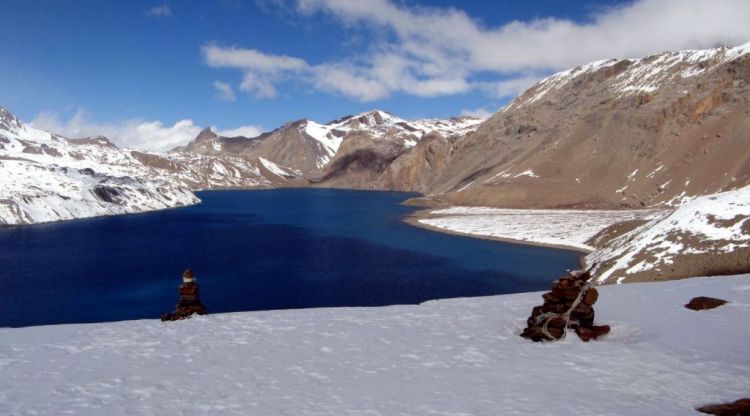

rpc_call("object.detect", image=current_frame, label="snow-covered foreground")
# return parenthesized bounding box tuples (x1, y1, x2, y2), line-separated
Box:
(2, 275, 749, 415)
(419, 207, 664, 251)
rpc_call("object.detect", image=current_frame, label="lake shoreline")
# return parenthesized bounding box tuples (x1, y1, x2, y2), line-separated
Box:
(403, 210, 589, 270)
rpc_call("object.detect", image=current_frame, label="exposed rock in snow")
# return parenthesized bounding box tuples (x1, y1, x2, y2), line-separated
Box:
(586, 185, 750, 284)
(1, 274, 748, 415)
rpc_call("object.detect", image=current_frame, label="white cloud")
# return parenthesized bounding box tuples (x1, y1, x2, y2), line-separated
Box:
(460, 107, 494, 120)
(213, 81, 237, 102)
(30, 109, 264, 152)
(205, 0, 750, 102)
(214, 125, 264, 138)
(145, 3, 172, 18)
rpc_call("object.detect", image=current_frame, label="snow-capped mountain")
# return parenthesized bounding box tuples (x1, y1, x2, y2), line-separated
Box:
(0, 107, 192, 225)
(174, 110, 483, 176)
(586, 184, 750, 284)
(415, 42, 750, 209)
(0, 107, 299, 225)
(0, 105, 480, 225)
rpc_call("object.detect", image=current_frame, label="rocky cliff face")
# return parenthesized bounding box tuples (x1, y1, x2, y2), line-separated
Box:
(417, 43, 750, 209)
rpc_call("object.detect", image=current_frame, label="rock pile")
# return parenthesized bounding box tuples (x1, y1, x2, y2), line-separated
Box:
(161, 269, 208, 321)
(520, 269, 610, 342)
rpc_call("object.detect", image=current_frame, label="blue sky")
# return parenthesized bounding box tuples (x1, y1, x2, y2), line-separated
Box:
(1, 0, 749, 150)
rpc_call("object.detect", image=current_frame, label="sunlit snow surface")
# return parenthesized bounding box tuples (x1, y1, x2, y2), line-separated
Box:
(587, 185, 750, 284)
(419, 207, 664, 251)
(1, 275, 749, 415)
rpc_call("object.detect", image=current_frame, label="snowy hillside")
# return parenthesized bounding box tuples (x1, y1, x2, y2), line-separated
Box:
(301, 110, 483, 168)
(508, 41, 750, 111)
(0, 107, 200, 225)
(0, 106, 285, 225)
(587, 185, 750, 284)
(1, 274, 748, 415)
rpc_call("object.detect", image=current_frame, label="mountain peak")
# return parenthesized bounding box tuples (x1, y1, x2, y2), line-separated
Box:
(195, 127, 218, 142)
(0, 106, 23, 133)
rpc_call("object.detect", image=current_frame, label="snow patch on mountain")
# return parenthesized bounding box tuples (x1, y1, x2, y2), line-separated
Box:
(587, 185, 750, 284)
(510, 42, 750, 110)
(0, 107, 203, 225)
(300, 110, 484, 168)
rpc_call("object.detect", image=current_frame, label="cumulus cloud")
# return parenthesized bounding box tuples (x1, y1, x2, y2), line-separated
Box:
(460, 107, 494, 120)
(206, 0, 750, 102)
(213, 81, 237, 102)
(145, 3, 172, 18)
(30, 109, 264, 152)
(214, 125, 264, 138)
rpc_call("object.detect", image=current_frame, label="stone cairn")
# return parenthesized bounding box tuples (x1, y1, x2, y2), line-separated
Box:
(520, 268, 610, 342)
(161, 269, 208, 321)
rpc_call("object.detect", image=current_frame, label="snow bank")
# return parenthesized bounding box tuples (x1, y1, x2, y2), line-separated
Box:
(419, 207, 663, 251)
(1, 275, 748, 415)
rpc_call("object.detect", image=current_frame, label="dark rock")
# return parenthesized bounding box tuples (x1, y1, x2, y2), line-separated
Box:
(92, 186, 122, 203)
(161, 269, 208, 321)
(696, 398, 750, 415)
(685, 296, 728, 311)
(583, 287, 599, 306)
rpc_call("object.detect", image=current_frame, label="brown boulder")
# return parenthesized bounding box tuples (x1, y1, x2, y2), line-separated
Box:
(685, 296, 728, 311)
(696, 398, 750, 415)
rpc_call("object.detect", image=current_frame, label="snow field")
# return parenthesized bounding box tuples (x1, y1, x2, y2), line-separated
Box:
(1, 275, 749, 415)
(419, 207, 664, 252)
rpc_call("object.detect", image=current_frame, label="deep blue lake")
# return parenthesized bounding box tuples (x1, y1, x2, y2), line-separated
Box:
(0, 189, 581, 327)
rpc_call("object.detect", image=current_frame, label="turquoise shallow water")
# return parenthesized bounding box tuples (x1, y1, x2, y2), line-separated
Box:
(0, 189, 581, 327)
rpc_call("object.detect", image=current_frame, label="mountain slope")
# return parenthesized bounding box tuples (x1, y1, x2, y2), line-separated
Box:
(0, 107, 295, 225)
(0, 107, 200, 225)
(586, 185, 750, 284)
(420, 42, 750, 209)
(175, 110, 483, 181)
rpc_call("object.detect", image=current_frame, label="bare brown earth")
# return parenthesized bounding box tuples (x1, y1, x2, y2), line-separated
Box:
(411, 52, 750, 209)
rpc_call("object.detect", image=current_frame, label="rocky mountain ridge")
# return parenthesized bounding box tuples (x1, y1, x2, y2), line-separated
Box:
(173, 110, 482, 177)
(408, 42, 750, 209)
(0, 106, 481, 225)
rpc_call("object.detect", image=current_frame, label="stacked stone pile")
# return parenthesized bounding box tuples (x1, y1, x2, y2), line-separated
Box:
(520, 269, 610, 342)
(161, 269, 208, 321)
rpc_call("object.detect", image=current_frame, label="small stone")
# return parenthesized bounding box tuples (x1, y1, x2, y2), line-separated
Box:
(685, 296, 728, 311)
(575, 325, 610, 342)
